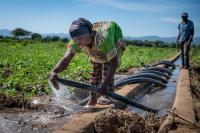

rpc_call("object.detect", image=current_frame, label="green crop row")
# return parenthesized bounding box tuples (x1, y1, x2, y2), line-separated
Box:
(191, 46, 200, 65)
(0, 42, 177, 96)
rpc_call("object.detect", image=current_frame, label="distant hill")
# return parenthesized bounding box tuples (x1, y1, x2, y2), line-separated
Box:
(0, 29, 70, 38)
(0, 29, 199, 44)
(0, 29, 11, 36)
(41, 33, 70, 38)
(124, 35, 200, 44)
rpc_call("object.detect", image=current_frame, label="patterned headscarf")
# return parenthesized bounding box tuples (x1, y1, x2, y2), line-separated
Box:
(69, 18, 93, 38)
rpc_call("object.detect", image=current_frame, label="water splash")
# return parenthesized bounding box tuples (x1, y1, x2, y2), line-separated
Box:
(48, 80, 75, 111)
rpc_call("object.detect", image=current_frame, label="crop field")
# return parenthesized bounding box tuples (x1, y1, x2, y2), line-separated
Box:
(0, 41, 177, 96)
(191, 46, 200, 65)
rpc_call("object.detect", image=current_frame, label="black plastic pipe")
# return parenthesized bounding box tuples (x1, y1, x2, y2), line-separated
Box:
(114, 77, 166, 88)
(57, 78, 158, 113)
(79, 74, 167, 106)
(138, 70, 170, 79)
(145, 67, 172, 75)
(151, 61, 175, 69)
(120, 73, 168, 84)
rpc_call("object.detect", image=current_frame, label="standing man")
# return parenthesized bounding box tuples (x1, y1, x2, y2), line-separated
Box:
(177, 12, 194, 69)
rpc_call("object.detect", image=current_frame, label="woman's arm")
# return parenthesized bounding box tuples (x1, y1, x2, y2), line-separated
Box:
(49, 48, 75, 89)
(52, 50, 75, 73)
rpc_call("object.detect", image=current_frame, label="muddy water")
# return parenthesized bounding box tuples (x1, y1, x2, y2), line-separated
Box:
(128, 58, 181, 117)
(0, 82, 84, 133)
(0, 75, 130, 133)
(0, 107, 71, 133)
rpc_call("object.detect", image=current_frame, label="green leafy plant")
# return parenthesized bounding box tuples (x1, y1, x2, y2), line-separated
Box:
(0, 41, 177, 97)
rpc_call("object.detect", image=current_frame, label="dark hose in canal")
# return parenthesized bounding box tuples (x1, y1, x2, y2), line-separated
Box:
(114, 77, 166, 88)
(57, 78, 158, 113)
(145, 67, 172, 75)
(120, 73, 168, 83)
(138, 70, 170, 79)
(150, 61, 176, 69)
(79, 75, 167, 106)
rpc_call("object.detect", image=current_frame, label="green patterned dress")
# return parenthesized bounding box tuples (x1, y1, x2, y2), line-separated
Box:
(67, 21, 124, 64)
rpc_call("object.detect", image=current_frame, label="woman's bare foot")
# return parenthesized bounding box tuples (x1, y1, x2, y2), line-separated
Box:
(83, 96, 97, 110)
(85, 95, 97, 106)
(97, 96, 111, 105)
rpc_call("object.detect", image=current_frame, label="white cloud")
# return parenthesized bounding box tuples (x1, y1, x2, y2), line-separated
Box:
(161, 18, 179, 24)
(79, 0, 170, 12)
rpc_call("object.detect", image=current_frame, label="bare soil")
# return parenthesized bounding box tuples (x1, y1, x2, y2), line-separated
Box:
(0, 93, 29, 108)
(94, 108, 162, 133)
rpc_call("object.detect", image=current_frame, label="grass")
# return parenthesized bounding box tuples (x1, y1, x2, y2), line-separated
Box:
(0, 41, 177, 96)
(119, 45, 177, 71)
(191, 46, 200, 65)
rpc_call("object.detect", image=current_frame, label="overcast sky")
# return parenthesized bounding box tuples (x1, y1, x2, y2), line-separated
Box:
(0, 0, 200, 37)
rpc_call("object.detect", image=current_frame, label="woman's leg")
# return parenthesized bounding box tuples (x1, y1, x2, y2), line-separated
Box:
(86, 61, 102, 105)
(97, 61, 114, 105)
(102, 62, 114, 91)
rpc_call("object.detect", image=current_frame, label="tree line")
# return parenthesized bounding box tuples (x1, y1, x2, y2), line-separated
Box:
(0, 28, 69, 43)
(0, 28, 199, 48)
(123, 39, 177, 48)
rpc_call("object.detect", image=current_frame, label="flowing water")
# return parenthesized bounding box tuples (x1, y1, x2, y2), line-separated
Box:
(49, 81, 79, 111)
(0, 82, 84, 133)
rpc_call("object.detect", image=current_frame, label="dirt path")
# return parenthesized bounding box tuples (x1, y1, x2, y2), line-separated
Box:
(94, 108, 162, 133)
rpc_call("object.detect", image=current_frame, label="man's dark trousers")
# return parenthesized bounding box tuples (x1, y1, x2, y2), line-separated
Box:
(181, 39, 190, 68)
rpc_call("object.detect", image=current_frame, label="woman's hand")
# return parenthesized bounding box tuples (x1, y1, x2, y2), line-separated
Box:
(48, 71, 59, 90)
